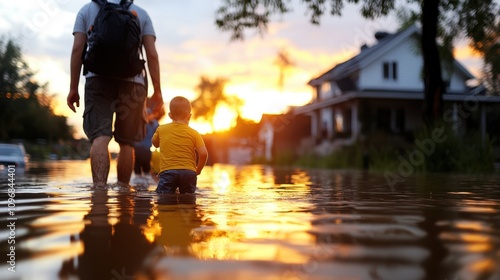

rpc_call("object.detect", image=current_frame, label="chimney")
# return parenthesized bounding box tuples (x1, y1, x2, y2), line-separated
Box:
(375, 31, 391, 41)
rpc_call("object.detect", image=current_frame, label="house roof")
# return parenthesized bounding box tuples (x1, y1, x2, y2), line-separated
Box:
(293, 90, 500, 115)
(308, 24, 475, 86)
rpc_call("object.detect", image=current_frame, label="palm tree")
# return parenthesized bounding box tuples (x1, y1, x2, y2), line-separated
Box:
(274, 48, 294, 92)
(191, 76, 230, 131)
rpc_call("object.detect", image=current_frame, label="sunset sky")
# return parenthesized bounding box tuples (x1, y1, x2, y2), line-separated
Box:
(0, 0, 483, 139)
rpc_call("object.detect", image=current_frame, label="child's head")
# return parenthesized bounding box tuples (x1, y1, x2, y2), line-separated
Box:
(169, 96, 192, 122)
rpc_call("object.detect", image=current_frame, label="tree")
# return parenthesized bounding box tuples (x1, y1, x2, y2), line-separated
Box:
(475, 16, 500, 95)
(274, 48, 295, 91)
(0, 37, 74, 142)
(0, 37, 33, 96)
(191, 76, 243, 131)
(215, 0, 499, 125)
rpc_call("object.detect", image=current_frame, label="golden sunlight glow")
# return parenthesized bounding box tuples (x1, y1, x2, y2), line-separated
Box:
(466, 243, 491, 253)
(213, 104, 238, 132)
(453, 44, 483, 77)
(471, 259, 495, 273)
(454, 45, 481, 60)
(213, 169, 232, 194)
(189, 121, 213, 135)
(225, 85, 312, 122)
(181, 165, 316, 264)
(143, 206, 162, 243)
(454, 221, 487, 232)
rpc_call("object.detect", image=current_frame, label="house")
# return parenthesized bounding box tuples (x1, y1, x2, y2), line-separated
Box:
(205, 117, 262, 165)
(293, 24, 500, 155)
(257, 113, 310, 163)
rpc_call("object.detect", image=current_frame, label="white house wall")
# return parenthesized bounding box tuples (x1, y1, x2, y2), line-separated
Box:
(448, 71, 469, 93)
(359, 38, 472, 94)
(359, 37, 423, 91)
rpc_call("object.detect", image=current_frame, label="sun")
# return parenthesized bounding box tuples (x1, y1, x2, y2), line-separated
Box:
(213, 104, 237, 132)
(189, 104, 238, 134)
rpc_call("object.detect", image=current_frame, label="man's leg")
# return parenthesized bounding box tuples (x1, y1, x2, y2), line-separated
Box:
(133, 146, 142, 175)
(117, 143, 134, 186)
(114, 82, 146, 185)
(90, 136, 112, 187)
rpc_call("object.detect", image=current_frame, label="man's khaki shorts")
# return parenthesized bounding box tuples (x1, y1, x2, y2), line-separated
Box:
(83, 77, 147, 146)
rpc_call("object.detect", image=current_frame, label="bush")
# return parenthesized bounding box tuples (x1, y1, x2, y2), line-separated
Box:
(295, 126, 495, 174)
(396, 124, 495, 174)
(296, 140, 374, 169)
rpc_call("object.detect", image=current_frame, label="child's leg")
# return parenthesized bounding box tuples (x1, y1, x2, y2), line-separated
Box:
(178, 170, 197, 194)
(156, 171, 178, 194)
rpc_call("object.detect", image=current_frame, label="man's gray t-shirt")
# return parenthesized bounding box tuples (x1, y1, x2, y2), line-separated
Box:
(73, 0, 155, 84)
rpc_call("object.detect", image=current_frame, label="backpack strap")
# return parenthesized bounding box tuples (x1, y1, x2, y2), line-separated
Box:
(83, 0, 107, 76)
(120, 0, 133, 9)
(91, 0, 107, 7)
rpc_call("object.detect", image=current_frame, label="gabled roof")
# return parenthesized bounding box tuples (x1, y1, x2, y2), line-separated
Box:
(308, 24, 475, 86)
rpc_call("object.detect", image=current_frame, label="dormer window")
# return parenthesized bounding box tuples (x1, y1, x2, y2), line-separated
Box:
(383, 61, 397, 80)
(319, 81, 332, 99)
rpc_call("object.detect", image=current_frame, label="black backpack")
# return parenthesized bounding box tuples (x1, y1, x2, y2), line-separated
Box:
(83, 0, 145, 78)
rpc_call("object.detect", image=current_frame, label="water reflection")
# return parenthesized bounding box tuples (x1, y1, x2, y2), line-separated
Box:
(156, 194, 201, 256)
(58, 188, 156, 280)
(0, 161, 499, 279)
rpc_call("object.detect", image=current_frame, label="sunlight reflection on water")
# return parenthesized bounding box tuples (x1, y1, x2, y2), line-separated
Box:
(0, 160, 499, 280)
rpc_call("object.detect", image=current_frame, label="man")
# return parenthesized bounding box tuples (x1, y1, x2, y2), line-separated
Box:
(67, 0, 163, 187)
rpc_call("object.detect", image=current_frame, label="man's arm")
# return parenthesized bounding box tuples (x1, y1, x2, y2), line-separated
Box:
(67, 32, 87, 113)
(143, 35, 163, 112)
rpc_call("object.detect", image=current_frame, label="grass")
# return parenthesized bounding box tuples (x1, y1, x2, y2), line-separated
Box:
(293, 127, 497, 174)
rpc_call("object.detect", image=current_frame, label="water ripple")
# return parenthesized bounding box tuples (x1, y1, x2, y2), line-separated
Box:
(0, 162, 499, 280)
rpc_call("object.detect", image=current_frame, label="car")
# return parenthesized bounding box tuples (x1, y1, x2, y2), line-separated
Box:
(0, 143, 28, 168)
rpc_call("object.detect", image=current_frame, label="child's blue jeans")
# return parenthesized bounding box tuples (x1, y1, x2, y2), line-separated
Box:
(156, 169, 197, 194)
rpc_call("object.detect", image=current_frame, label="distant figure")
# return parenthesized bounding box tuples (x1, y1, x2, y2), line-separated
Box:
(67, 0, 164, 187)
(150, 148, 161, 176)
(152, 96, 208, 194)
(133, 98, 164, 181)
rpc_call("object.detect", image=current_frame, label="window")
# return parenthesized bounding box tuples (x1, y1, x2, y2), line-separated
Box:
(392, 62, 397, 80)
(383, 63, 390, 79)
(383, 61, 398, 80)
(320, 82, 331, 99)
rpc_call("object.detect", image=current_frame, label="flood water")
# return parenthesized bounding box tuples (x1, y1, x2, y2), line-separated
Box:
(0, 160, 499, 280)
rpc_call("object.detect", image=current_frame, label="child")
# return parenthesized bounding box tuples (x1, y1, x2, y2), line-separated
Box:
(133, 98, 164, 182)
(152, 96, 208, 194)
